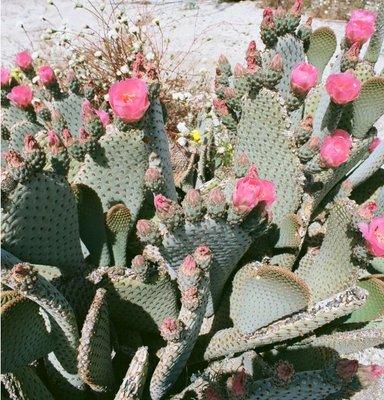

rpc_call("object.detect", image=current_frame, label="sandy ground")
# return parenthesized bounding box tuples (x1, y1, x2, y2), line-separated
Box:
(2, 0, 383, 132)
(1, 2, 384, 396)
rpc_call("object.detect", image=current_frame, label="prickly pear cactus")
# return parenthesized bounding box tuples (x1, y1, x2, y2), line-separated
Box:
(1, 2, 384, 399)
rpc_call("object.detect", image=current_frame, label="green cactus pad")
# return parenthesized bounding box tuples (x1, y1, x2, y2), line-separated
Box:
(115, 346, 149, 400)
(150, 258, 211, 399)
(4, 264, 86, 397)
(275, 213, 302, 248)
(107, 274, 179, 334)
(74, 127, 148, 222)
(345, 277, 384, 323)
(9, 120, 43, 153)
(349, 77, 384, 138)
(204, 287, 366, 360)
(298, 319, 384, 354)
(296, 202, 358, 302)
(371, 258, 384, 274)
(52, 93, 84, 136)
(230, 264, 311, 334)
(2, 172, 84, 273)
(1, 105, 35, 131)
(365, 1, 384, 64)
(78, 288, 114, 393)
(274, 34, 305, 97)
(2, 366, 55, 400)
(106, 204, 131, 267)
(1, 294, 54, 372)
(354, 61, 375, 83)
(247, 369, 349, 400)
(161, 218, 253, 315)
(235, 89, 304, 223)
(144, 99, 177, 200)
(72, 183, 111, 267)
(307, 27, 337, 78)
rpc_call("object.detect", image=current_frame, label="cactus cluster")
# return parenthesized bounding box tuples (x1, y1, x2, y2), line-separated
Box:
(1, 1, 384, 399)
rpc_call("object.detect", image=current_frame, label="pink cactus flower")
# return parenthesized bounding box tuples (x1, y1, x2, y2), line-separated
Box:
(270, 54, 283, 72)
(208, 188, 226, 205)
(108, 78, 150, 122)
(291, 0, 303, 14)
(218, 54, 229, 65)
(203, 387, 221, 400)
(325, 73, 361, 105)
(232, 166, 276, 214)
(180, 254, 197, 276)
(131, 255, 146, 269)
(95, 109, 110, 127)
(369, 137, 381, 153)
(136, 219, 152, 237)
(160, 317, 181, 341)
(62, 128, 73, 146)
(154, 194, 173, 213)
(81, 99, 94, 119)
(181, 286, 199, 305)
(38, 65, 56, 85)
(234, 63, 246, 77)
(145, 167, 161, 185)
(47, 130, 61, 147)
(195, 246, 211, 255)
(358, 201, 377, 220)
(357, 364, 384, 386)
(15, 50, 33, 70)
(7, 85, 33, 108)
(290, 62, 318, 97)
(1, 67, 11, 87)
(4, 150, 24, 167)
(345, 9, 376, 45)
(320, 129, 352, 168)
(337, 359, 359, 380)
(350, 9, 376, 24)
(23, 135, 39, 152)
(185, 189, 201, 206)
(358, 215, 384, 257)
(213, 98, 229, 116)
(275, 360, 295, 382)
(263, 7, 274, 18)
(78, 128, 90, 143)
(227, 370, 246, 397)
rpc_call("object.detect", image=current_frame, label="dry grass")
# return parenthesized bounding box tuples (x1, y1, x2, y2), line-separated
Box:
(31, 0, 211, 138)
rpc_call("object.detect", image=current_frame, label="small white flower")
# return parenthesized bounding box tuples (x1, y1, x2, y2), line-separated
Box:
(120, 65, 129, 74)
(129, 25, 139, 34)
(31, 51, 40, 59)
(132, 42, 141, 52)
(177, 137, 188, 147)
(177, 122, 188, 133)
(107, 29, 119, 40)
(32, 76, 39, 84)
(40, 33, 51, 41)
(94, 50, 103, 58)
(47, 0, 54, 5)
(104, 94, 109, 101)
(217, 146, 226, 154)
(116, 70, 122, 76)
(152, 18, 160, 25)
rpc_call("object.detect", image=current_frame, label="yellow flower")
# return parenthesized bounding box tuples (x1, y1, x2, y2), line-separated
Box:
(190, 129, 201, 143)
